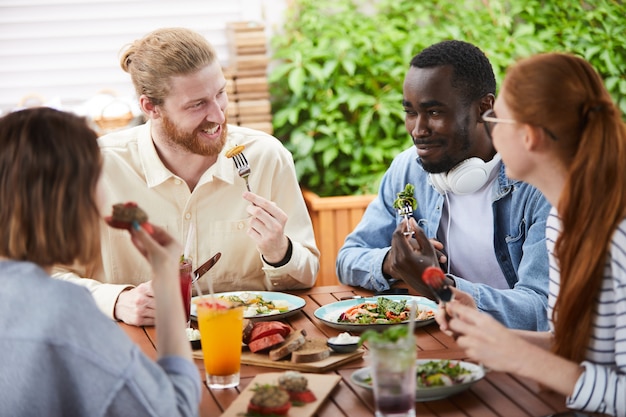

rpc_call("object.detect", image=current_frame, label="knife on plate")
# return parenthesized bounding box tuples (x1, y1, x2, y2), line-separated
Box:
(193, 252, 221, 283)
(422, 266, 454, 304)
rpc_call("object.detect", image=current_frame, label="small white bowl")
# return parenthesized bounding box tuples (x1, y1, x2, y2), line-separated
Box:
(327, 336, 359, 353)
(186, 328, 202, 350)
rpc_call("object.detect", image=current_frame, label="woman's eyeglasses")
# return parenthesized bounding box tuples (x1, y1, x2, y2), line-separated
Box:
(481, 109, 558, 141)
(481, 109, 517, 141)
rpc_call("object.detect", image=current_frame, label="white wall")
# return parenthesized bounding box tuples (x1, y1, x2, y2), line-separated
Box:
(0, 0, 287, 114)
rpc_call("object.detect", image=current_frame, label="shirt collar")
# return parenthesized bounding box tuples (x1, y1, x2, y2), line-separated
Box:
(137, 120, 236, 188)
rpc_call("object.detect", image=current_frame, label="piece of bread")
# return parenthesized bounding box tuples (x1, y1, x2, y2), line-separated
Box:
(290, 338, 331, 363)
(112, 202, 148, 224)
(268, 329, 306, 361)
(242, 319, 254, 345)
(106, 202, 153, 234)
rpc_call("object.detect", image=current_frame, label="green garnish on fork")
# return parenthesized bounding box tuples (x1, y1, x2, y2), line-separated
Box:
(393, 183, 417, 235)
(393, 183, 417, 212)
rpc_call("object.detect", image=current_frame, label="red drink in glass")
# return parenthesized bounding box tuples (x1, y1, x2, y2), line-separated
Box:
(179, 258, 193, 323)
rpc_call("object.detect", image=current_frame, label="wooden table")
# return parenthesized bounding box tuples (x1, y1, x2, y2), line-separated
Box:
(120, 284, 576, 417)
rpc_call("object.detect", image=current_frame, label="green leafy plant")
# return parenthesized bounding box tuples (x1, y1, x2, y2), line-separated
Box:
(270, 0, 626, 197)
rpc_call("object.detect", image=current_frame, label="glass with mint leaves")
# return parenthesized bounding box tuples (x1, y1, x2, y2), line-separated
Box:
(360, 325, 416, 417)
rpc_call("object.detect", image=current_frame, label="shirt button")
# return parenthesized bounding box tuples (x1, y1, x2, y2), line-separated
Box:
(185, 213, 191, 220)
(237, 222, 245, 230)
(174, 179, 182, 185)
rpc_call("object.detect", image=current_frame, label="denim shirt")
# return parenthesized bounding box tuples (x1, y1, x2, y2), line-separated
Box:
(336, 147, 551, 331)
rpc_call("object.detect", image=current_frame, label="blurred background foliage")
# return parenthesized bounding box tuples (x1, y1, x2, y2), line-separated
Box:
(269, 0, 626, 197)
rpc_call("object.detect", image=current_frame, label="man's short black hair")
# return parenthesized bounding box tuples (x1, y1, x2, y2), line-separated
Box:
(410, 40, 496, 104)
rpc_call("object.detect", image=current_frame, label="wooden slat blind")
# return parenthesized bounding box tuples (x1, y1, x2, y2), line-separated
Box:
(0, 0, 283, 113)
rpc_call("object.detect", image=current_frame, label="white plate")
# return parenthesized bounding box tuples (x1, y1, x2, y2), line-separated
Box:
(350, 359, 485, 402)
(190, 291, 305, 321)
(313, 295, 437, 332)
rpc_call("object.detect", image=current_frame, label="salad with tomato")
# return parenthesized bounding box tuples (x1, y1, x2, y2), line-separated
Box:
(416, 360, 473, 388)
(219, 293, 290, 318)
(338, 297, 433, 325)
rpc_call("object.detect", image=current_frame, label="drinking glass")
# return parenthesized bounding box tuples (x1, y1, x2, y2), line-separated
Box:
(368, 333, 416, 417)
(179, 258, 193, 325)
(196, 302, 244, 389)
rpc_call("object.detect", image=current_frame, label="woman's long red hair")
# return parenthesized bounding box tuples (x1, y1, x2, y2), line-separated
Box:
(503, 53, 626, 362)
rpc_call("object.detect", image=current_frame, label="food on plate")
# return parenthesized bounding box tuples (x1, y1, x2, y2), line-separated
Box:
(393, 183, 417, 212)
(242, 319, 254, 344)
(244, 321, 339, 363)
(338, 297, 434, 325)
(268, 329, 306, 361)
(357, 360, 474, 390)
(246, 321, 292, 353)
(247, 384, 291, 416)
(225, 144, 245, 158)
(291, 338, 331, 363)
(249, 321, 292, 342)
(247, 321, 290, 341)
(278, 371, 317, 404)
(248, 333, 286, 354)
(416, 360, 473, 388)
(219, 292, 290, 317)
(105, 202, 154, 234)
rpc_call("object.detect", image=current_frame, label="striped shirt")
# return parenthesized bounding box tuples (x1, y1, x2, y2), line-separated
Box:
(546, 208, 626, 416)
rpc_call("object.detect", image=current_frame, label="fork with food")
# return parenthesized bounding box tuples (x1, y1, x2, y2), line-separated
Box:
(226, 144, 251, 191)
(422, 266, 454, 305)
(393, 183, 417, 236)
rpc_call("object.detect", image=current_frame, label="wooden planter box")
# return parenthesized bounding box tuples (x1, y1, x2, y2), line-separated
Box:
(302, 189, 376, 287)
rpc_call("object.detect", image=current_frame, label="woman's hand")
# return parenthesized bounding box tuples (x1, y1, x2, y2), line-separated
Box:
(130, 222, 191, 360)
(129, 223, 181, 281)
(435, 287, 475, 334)
(445, 301, 525, 374)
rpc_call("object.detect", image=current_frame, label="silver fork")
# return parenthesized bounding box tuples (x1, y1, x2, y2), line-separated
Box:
(398, 204, 414, 236)
(232, 152, 251, 191)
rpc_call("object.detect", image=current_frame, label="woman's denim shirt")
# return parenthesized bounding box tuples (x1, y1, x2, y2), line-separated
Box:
(336, 147, 551, 331)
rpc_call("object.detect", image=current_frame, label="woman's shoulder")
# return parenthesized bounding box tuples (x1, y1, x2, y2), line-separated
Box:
(2, 261, 132, 353)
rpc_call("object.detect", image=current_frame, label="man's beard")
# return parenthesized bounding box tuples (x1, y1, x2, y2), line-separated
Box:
(421, 152, 459, 174)
(419, 121, 472, 174)
(161, 113, 228, 156)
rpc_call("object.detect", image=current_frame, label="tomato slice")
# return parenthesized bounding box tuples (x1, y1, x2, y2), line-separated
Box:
(289, 389, 317, 404)
(422, 266, 446, 288)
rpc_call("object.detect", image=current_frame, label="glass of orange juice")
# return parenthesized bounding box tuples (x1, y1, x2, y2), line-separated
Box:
(196, 299, 244, 389)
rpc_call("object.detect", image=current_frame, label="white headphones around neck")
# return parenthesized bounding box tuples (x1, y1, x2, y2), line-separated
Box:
(429, 154, 502, 195)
